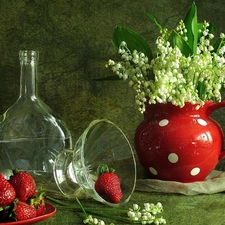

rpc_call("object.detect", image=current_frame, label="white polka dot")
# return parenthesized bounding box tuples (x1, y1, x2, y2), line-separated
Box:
(190, 167, 200, 176)
(197, 119, 207, 126)
(159, 119, 169, 127)
(149, 167, 158, 175)
(168, 153, 179, 163)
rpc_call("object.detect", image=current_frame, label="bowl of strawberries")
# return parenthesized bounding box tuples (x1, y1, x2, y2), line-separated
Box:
(54, 119, 137, 206)
(0, 169, 56, 224)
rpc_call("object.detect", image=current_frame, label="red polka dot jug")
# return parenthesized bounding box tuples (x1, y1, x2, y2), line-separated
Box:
(134, 101, 225, 183)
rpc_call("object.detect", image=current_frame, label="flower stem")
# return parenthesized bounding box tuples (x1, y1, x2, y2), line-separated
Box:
(46, 195, 127, 213)
(46, 196, 166, 224)
(46, 195, 73, 206)
(76, 197, 88, 217)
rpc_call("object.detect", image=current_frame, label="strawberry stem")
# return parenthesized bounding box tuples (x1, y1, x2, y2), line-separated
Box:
(96, 164, 115, 176)
(12, 168, 20, 175)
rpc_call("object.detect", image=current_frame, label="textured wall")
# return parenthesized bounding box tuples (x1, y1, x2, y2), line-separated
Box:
(1, 0, 225, 173)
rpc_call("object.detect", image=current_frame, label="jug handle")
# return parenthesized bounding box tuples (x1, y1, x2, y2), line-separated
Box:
(207, 100, 225, 160)
(219, 151, 225, 160)
(207, 100, 225, 115)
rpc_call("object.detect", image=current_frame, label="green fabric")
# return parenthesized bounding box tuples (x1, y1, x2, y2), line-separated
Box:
(40, 191, 225, 224)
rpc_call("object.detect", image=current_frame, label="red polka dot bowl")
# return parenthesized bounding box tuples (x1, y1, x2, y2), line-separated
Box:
(135, 101, 225, 183)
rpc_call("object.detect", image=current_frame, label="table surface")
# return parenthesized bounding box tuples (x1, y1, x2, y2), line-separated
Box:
(38, 190, 225, 225)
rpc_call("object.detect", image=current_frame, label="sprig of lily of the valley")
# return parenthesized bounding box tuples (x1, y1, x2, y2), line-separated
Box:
(47, 196, 166, 225)
(103, 2, 225, 113)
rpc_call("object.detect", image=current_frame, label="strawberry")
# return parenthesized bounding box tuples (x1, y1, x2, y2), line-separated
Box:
(28, 189, 45, 216)
(13, 200, 36, 221)
(0, 173, 16, 207)
(9, 170, 36, 202)
(94, 164, 123, 203)
(34, 203, 45, 217)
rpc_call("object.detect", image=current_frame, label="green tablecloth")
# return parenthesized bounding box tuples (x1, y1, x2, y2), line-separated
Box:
(38, 191, 225, 225)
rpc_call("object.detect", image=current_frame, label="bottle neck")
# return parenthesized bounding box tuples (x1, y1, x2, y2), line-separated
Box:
(19, 50, 39, 100)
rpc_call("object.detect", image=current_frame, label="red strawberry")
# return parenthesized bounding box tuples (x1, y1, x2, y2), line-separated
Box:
(13, 200, 36, 221)
(94, 164, 122, 203)
(0, 173, 16, 207)
(34, 203, 45, 217)
(9, 170, 36, 202)
(28, 189, 45, 216)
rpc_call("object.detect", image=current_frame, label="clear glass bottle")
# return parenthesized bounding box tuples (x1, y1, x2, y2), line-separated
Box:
(0, 50, 72, 184)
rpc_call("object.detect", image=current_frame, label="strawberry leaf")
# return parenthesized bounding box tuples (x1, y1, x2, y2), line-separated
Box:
(96, 164, 115, 176)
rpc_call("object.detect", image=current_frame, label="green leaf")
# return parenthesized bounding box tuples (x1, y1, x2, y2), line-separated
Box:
(112, 25, 153, 60)
(213, 37, 225, 53)
(167, 30, 192, 57)
(96, 164, 115, 176)
(93, 75, 121, 81)
(197, 80, 206, 100)
(184, 2, 198, 54)
(208, 23, 216, 35)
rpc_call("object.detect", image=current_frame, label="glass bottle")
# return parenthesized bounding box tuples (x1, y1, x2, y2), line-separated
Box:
(0, 50, 72, 184)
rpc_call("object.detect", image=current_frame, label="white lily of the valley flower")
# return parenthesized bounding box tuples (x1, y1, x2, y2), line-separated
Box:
(106, 16, 225, 113)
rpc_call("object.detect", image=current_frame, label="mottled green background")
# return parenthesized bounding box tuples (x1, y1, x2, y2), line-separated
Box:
(1, 0, 225, 175)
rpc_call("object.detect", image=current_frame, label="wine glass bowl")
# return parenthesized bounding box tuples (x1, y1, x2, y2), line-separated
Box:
(53, 119, 136, 206)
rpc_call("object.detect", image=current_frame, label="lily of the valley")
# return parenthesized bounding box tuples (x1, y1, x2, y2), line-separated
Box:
(106, 3, 225, 113)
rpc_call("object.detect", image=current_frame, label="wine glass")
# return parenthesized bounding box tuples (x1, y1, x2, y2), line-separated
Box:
(53, 119, 136, 206)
